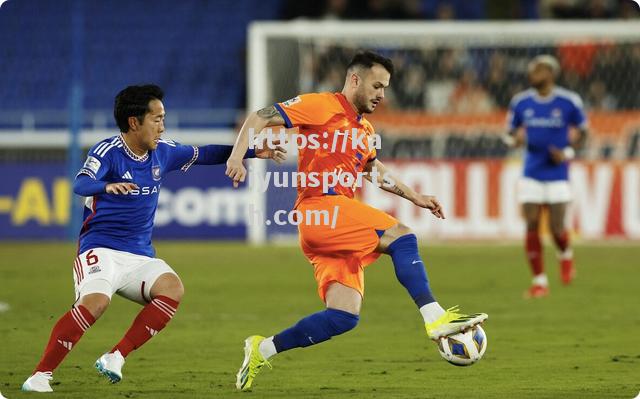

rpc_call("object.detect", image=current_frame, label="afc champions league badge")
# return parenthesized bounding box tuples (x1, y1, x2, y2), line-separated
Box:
(152, 166, 161, 181)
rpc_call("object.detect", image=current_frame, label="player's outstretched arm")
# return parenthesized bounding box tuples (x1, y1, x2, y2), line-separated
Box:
(364, 159, 445, 219)
(226, 105, 286, 187)
(195, 143, 285, 166)
(73, 173, 138, 196)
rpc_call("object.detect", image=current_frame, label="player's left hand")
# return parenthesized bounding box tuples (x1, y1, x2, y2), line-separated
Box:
(226, 157, 246, 188)
(413, 194, 445, 219)
(255, 138, 287, 164)
(548, 145, 567, 164)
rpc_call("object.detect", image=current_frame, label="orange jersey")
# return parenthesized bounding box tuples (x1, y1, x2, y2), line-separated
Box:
(274, 92, 378, 209)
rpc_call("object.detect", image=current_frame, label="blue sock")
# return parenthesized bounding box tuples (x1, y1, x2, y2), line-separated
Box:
(272, 308, 359, 353)
(387, 233, 436, 307)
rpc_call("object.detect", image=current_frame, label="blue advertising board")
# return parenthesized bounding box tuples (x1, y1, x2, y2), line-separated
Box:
(0, 162, 247, 240)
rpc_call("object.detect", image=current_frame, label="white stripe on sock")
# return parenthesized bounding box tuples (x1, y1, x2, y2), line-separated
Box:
(151, 301, 174, 318)
(153, 299, 176, 316)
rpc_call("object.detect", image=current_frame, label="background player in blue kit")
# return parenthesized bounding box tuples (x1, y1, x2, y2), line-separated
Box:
(21, 85, 285, 392)
(503, 55, 589, 298)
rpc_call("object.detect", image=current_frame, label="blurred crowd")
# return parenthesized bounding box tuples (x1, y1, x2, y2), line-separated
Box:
(304, 42, 640, 113)
(282, 0, 639, 21)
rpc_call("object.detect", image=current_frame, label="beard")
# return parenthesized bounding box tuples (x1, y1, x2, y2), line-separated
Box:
(353, 91, 373, 114)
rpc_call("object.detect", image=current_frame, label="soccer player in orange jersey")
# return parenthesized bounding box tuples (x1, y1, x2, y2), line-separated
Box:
(226, 51, 488, 390)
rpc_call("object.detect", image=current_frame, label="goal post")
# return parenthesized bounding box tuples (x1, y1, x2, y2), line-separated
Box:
(247, 21, 640, 244)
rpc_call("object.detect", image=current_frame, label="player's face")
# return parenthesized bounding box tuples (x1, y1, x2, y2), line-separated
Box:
(354, 64, 390, 114)
(138, 99, 165, 151)
(528, 62, 553, 89)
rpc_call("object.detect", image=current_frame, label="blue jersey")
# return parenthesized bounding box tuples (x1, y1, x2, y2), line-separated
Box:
(77, 135, 200, 257)
(507, 87, 587, 181)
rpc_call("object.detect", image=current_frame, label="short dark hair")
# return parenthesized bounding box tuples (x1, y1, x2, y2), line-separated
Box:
(114, 84, 164, 133)
(347, 50, 394, 77)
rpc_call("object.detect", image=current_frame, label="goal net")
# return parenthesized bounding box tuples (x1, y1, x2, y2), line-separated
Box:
(248, 21, 640, 243)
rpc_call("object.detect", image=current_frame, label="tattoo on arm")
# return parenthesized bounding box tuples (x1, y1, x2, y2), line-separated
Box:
(256, 105, 286, 126)
(384, 177, 406, 198)
(392, 185, 405, 197)
(257, 105, 278, 119)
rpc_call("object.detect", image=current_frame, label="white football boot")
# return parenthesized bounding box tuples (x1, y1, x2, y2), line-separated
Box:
(95, 350, 125, 383)
(22, 371, 54, 392)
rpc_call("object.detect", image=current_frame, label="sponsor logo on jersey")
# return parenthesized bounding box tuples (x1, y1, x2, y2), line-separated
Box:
(282, 96, 301, 107)
(152, 166, 161, 181)
(122, 171, 133, 180)
(524, 107, 564, 128)
(83, 156, 102, 174)
(129, 185, 160, 196)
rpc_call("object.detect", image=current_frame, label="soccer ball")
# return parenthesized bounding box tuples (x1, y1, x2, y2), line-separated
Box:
(436, 325, 487, 366)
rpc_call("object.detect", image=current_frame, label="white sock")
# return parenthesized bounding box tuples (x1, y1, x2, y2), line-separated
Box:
(558, 248, 573, 260)
(419, 302, 446, 324)
(258, 336, 277, 360)
(532, 273, 549, 287)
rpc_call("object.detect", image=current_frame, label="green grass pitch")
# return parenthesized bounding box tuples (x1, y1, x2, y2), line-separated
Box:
(0, 242, 638, 398)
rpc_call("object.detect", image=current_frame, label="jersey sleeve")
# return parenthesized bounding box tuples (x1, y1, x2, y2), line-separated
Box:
(161, 139, 199, 172)
(506, 97, 523, 130)
(77, 142, 113, 181)
(569, 95, 588, 128)
(274, 93, 338, 129)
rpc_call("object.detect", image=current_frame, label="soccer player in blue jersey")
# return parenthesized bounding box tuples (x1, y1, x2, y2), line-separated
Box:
(22, 84, 285, 392)
(503, 55, 589, 298)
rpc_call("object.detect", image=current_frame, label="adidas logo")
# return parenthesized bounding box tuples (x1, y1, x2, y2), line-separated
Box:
(57, 339, 73, 350)
(146, 326, 158, 336)
(122, 171, 133, 179)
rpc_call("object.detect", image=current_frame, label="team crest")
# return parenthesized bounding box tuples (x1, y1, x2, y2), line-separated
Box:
(524, 108, 534, 118)
(152, 166, 161, 181)
(552, 108, 562, 118)
(282, 96, 301, 107)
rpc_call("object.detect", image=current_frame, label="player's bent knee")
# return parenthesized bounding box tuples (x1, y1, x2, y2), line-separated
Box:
(378, 223, 414, 252)
(325, 308, 359, 335)
(78, 293, 111, 319)
(387, 223, 413, 239)
(325, 282, 362, 315)
(150, 273, 184, 302)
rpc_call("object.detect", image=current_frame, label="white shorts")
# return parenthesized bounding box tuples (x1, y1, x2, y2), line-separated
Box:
(73, 248, 178, 305)
(517, 177, 571, 204)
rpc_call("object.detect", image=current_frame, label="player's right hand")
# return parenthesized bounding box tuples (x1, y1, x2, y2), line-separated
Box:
(106, 182, 139, 195)
(226, 157, 246, 188)
(413, 194, 445, 219)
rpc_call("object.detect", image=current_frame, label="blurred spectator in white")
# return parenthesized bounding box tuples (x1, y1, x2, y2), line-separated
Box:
(448, 68, 495, 114)
(426, 49, 461, 113)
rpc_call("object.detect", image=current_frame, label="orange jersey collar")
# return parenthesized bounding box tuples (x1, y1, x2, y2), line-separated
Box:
(335, 92, 363, 123)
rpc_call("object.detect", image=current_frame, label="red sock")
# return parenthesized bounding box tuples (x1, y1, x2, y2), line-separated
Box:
(35, 305, 95, 373)
(552, 230, 570, 253)
(111, 295, 179, 357)
(525, 230, 544, 277)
